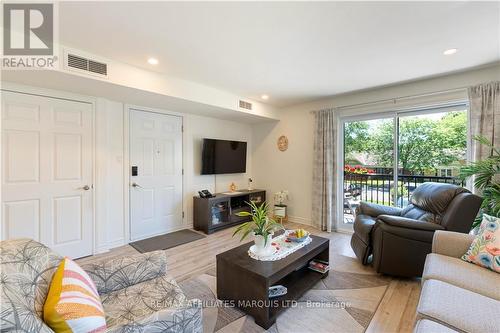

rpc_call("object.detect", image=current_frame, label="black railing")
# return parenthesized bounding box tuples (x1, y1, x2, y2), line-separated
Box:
(344, 173, 465, 207)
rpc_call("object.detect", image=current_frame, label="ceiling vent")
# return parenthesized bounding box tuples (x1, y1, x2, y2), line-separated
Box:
(239, 100, 252, 110)
(65, 53, 108, 77)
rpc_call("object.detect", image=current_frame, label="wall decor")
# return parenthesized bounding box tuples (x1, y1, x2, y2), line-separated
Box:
(277, 135, 288, 152)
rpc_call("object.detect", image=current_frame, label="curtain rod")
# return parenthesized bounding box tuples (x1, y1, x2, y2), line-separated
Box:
(310, 86, 468, 113)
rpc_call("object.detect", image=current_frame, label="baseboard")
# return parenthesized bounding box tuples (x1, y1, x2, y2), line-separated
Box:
(107, 238, 126, 249)
(94, 238, 126, 254)
(287, 215, 312, 226)
(93, 246, 109, 255)
(334, 228, 354, 235)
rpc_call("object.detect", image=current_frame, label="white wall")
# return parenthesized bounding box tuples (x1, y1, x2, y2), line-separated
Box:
(94, 99, 257, 253)
(4, 63, 498, 253)
(252, 64, 500, 227)
(2, 45, 280, 121)
(95, 99, 125, 252)
(184, 114, 253, 226)
(0, 83, 255, 253)
(94, 103, 254, 252)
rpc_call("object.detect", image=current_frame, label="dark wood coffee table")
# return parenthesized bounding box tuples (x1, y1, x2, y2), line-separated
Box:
(216, 235, 329, 329)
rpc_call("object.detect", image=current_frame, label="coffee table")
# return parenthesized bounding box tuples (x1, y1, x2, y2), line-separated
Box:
(216, 235, 329, 329)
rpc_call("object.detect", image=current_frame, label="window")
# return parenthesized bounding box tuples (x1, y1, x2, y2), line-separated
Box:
(439, 168, 453, 177)
(340, 105, 468, 227)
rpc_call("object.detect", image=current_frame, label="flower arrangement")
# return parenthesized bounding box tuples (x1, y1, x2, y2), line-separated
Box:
(344, 165, 375, 174)
(274, 190, 289, 206)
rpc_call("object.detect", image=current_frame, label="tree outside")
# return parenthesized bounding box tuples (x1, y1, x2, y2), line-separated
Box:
(344, 111, 467, 175)
(343, 111, 467, 219)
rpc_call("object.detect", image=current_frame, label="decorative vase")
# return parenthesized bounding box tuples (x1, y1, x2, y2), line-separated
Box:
(254, 234, 273, 255)
(274, 204, 287, 217)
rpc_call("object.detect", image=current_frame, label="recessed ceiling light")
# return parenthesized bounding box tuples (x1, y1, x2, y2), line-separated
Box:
(147, 57, 159, 65)
(261, 94, 269, 100)
(443, 48, 458, 56)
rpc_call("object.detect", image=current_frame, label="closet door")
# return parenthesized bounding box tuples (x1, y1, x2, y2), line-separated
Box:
(2, 91, 94, 258)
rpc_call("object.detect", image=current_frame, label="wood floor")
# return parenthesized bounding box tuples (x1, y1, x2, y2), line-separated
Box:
(78, 222, 421, 333)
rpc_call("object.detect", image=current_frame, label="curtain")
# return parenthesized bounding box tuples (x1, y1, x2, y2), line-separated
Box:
(312, 109, 336, 232)
(469, 81, 500, 161)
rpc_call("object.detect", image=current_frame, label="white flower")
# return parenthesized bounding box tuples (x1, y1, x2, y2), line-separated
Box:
(274, 190, 289, 205)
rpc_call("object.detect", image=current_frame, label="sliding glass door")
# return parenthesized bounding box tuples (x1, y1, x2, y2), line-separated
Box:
(395, 110, 467, 206)
(339, 106, 468, 228)
(342, 116, 395, 224)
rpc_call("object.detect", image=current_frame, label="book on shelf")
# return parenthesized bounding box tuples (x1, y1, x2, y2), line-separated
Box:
(308, 259, 330, 274)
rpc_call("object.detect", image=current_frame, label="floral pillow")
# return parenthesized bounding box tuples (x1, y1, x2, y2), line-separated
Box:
(462, 214, 500, 273)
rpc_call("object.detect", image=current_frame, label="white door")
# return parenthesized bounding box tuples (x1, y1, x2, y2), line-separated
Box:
(1, 91, 93, 258)
(129, 109, 183, 241)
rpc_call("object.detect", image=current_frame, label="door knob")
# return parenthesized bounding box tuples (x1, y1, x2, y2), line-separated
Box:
(131, 182, 143, 188)
(79, 185, 90, 191)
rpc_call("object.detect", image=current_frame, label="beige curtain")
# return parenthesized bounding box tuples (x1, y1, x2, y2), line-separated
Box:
(469, 81, 500, 161)
(312, 109, 336, 232)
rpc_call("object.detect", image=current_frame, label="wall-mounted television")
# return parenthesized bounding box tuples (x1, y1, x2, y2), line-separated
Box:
(201, 139, 247, 175)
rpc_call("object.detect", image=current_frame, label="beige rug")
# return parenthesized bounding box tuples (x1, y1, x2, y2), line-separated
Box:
(179, 255, 390, 333)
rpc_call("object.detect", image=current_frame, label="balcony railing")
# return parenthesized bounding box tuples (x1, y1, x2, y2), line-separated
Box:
(344, 173, 465, 208)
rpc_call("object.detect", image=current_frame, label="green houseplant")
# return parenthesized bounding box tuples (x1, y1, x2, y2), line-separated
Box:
(233, 201, 283, 254)
(459, 136, 500, 230)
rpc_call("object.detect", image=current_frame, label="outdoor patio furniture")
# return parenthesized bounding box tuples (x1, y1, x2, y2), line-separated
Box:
(345, 184, 362, 198)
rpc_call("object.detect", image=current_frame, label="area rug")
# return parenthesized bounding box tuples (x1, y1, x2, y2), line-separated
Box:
(130, 229, 205, 253)
(179, 257, 390, 333)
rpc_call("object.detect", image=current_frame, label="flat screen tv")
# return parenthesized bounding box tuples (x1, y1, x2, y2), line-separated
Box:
(201, 139, 247, 174)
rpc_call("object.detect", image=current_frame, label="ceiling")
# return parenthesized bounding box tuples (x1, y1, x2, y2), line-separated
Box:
(59, 2, 500, 107)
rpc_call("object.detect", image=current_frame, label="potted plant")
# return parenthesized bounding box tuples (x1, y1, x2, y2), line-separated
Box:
(233, 201, 283, 255)
(274, 190, 289, 221)
(459, 136, 500, 230)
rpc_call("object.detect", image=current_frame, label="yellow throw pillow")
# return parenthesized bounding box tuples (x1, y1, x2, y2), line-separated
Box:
(44, 257, 107, 332)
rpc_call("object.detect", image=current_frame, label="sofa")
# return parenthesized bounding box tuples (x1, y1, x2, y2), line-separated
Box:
(414, 230, 500, 333)
(0, 238, 202, 332)
(351, 182, 482, 277)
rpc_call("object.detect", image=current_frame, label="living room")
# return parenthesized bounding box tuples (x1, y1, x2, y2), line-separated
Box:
(1, 2, 499, 333)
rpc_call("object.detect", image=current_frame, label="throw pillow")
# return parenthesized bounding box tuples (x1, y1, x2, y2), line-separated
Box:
(43, 257, 107, 332)
(462, 214, 500, 273)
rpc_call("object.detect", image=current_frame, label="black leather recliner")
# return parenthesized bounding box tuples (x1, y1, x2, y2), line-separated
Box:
(350, 182, 482, 277)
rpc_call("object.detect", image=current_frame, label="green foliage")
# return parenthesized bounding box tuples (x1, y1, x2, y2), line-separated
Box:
(390, 184, 409, 201)
(344, 121, 370, 156)
(434, 112, 467, 152)
(344, 111, 467, 173)
(368, 120, 394, 168)
(459, 136, 500, 228)
(232, 201, 283, 245)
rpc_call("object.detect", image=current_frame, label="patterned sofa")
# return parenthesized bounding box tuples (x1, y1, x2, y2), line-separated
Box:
(0, 238, 202, 332)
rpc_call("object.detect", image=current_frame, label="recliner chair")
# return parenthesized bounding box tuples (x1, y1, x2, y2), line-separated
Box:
(350, 182, 482, 277)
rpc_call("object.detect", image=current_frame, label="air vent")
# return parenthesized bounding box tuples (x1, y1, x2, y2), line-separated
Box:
(67, 54, 88, 71)
(66, 53, 108, 77)
(239, 100, 252, 110)
(89, 60, 107, 76)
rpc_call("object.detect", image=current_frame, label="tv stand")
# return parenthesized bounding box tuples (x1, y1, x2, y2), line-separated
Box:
(193, 189, 266, 234)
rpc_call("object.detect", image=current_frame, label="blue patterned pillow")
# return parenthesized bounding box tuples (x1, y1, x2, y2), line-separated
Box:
(462, 214, 500, 273)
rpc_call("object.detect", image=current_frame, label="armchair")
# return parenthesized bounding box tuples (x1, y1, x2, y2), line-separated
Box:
(0, 238, 202, 332)
(350, 182, 482, 277)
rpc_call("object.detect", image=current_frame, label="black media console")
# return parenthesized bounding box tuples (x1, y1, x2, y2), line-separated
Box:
(193, 189, 266, 234)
